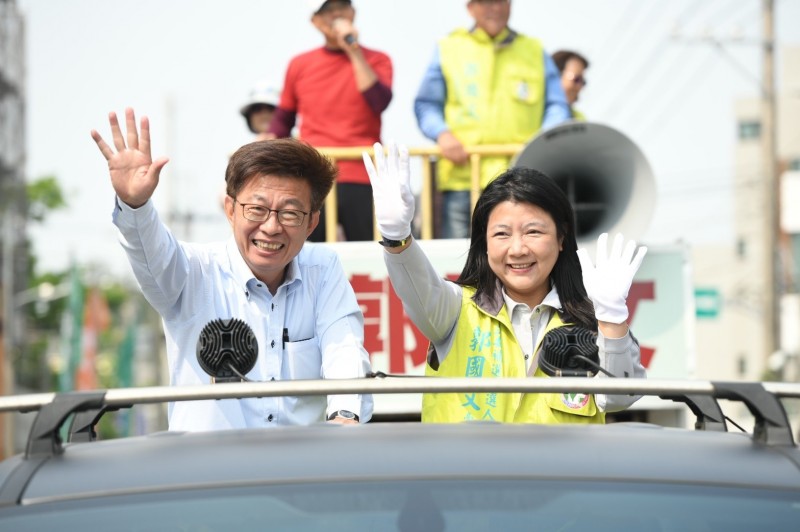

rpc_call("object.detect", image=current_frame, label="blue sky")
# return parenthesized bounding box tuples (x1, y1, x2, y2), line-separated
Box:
(17, 0, 800, 279)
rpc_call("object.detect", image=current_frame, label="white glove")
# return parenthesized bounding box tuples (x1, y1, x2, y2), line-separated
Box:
(362, 141, 414, 241)
(577, 232, 648, 324)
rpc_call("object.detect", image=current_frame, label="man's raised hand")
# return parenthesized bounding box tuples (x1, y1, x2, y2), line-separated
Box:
(91, 108, 169, 209)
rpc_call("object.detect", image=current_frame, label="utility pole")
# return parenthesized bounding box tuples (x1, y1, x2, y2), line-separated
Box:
(761, 0, 780, 357)
(671, 1, 782, 360)
(0, 0, 26, 458)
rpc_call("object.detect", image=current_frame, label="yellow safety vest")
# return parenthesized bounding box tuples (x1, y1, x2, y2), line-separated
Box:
(422, 286, 604, 424)
(437, 27, 546, 191)
(571, 107, 586, 121)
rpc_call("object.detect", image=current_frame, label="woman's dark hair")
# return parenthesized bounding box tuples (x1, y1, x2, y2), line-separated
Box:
(225, 138, 336, 211)
(456, 167, 596, 330)
(551, 49, 590, 72)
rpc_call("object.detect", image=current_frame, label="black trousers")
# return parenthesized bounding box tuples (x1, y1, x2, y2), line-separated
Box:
(308, 183, 375, 242)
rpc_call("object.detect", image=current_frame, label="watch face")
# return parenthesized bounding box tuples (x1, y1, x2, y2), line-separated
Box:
(337, 410, 355, 419)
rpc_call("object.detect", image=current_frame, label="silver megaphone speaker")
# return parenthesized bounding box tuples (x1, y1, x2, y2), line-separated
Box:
(513, 121, 656, 246)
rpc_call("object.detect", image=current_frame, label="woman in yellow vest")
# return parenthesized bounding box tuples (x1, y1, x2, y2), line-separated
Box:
(363, 142, 647, 424)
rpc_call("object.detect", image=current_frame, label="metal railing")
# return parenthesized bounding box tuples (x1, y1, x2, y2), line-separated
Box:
(317, 144, 524, 242)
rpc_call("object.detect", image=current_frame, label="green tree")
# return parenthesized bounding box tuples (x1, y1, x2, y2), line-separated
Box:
(26, 175, 66, 222)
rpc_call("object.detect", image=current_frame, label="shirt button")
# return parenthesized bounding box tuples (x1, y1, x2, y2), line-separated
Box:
(271, 340, 275, 348)
(257, 283, 262, 288)
(267, 414, 274, 422)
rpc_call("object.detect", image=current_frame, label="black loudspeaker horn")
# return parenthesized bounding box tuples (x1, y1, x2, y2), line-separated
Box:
(513, 121, 656, 248)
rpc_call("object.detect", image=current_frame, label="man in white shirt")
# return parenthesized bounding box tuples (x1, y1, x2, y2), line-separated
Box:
(91, 108, 372, 431)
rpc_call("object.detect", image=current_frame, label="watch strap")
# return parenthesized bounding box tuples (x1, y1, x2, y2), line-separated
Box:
(378, 235, 411, 248)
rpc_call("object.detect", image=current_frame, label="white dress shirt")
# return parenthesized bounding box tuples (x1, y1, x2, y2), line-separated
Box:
(113, 199, 373, 431)
(502, 289, 560, 374)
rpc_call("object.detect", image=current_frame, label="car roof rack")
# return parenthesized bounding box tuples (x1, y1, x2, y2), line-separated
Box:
(1, 378, 799, 459)
(0, 378, 798, 508)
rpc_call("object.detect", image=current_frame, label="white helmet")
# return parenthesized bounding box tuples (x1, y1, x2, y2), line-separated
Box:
(239, 82, 281, 118)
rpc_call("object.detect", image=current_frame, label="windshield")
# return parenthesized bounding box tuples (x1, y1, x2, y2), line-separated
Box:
(3, 479, 799, 531)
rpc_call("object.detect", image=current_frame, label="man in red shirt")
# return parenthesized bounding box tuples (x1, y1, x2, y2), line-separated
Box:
(268, 0, 393, 242)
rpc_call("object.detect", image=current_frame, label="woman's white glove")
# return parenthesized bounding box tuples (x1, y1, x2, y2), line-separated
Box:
(577, 233, 648, 324)
(362, 141, 414, 241)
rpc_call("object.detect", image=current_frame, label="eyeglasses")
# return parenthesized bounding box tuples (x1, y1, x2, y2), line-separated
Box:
(565, 73, 587, 86)
(234, 199, 309, 227)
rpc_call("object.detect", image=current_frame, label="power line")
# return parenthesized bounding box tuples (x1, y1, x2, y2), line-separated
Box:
(631, 50, 721, 141)
(592, 1, 672, 111)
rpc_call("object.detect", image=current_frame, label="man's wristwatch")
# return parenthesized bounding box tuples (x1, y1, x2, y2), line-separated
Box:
(378, 235, 411, 248)
(328, 410, 359, 422)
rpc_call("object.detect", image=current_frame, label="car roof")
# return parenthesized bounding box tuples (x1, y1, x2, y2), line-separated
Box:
(8, 421, 799, 506)
(1, 378, 799, 508)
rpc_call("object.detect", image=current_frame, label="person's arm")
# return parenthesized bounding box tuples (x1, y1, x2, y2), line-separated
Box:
(360, 51, 393, 114)
(362, 81, 392, 115)
(363, 141, 462, 343)
(331, 17, 393, 116)
(345, 45, 382, 92)
(314, 250, 374, 423)
(92, 108, 190, 318)
(383, 238, 462, 344)
(112, 200, 189, 319)
(541, 52, 571, 129)
(595, 329, 647, 412)
(268, 58, 299, 138)
(577, 232, 648, 411)
(267, 107, 297, 139)
(414, 46, 449, 142)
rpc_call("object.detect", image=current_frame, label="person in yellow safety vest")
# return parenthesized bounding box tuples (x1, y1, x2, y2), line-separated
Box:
(363, 141, 648, 424)
(552, 50, 590, 121)
(414, 0, 570, 239)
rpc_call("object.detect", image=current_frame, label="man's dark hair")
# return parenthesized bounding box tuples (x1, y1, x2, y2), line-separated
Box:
(456, 167, 596, 330)
(225, 139, 337, 212)
(552, 50, 590, 73)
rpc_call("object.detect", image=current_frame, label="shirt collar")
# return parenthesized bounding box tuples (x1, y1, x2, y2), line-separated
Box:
(225, 237, 302, 294)
(469, 26, 517, 48)
(502, 285, 563, 316)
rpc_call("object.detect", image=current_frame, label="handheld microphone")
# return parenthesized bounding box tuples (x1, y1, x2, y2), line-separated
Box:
(196, 318, 258, 383)
(538, 326, 612, 377)
(344, 34, 356, 45)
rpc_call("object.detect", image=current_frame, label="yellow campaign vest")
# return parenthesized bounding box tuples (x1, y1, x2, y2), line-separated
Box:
(437, 28, 546, 191)
(422, 286, 604, 424)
